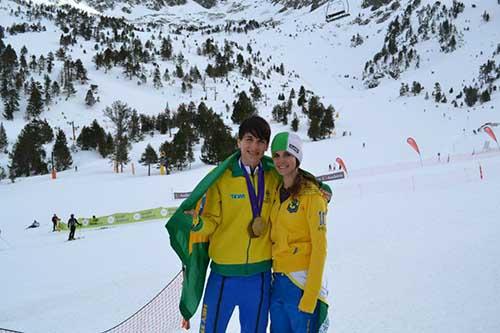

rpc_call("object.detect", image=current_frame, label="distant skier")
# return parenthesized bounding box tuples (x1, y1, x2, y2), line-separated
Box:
(51, 214, 61, 232)
(67, 214, 81, 241)
(26, 220, 40, 229)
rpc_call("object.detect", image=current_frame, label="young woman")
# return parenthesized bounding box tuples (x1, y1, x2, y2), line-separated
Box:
(269, 132, 329, 333)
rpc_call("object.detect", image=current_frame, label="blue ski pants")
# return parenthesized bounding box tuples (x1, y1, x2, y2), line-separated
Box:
(199, 270, 271, 333)
(270, 273, 319, 333)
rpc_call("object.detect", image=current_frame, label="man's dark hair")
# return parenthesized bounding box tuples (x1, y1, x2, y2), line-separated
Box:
(238, 116, 271, 143)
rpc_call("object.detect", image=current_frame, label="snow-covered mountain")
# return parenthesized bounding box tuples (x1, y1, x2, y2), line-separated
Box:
(1, 0, 499, 332)
(0, 0, 498, 182)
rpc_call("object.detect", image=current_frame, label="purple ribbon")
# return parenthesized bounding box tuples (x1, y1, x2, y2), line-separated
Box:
(240, 161, 265, 218)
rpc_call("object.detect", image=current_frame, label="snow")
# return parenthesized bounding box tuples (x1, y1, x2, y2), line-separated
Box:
(1, 0, 500, 332)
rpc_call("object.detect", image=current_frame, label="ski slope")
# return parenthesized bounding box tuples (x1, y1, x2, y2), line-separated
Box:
(1, 143, 500, 332)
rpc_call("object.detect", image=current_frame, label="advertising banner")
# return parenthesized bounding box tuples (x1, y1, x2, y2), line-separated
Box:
(78, 207, 178, 229)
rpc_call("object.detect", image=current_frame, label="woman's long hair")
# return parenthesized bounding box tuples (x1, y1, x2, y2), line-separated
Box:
(286, 159, 319, 198)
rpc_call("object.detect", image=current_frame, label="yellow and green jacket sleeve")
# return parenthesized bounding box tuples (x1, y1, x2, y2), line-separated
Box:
(192, 183, 220, 237)
(299, 195, 327, 313)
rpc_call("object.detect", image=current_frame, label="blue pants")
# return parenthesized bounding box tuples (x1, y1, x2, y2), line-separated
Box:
(270, 273, 319, 333)
(200, 270, 271, 333)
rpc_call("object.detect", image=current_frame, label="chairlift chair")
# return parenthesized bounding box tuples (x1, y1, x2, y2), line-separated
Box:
(325, 0, 351, 22)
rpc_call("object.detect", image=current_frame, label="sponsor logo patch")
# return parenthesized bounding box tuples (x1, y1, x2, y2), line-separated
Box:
(287, 199, 299, 213)
(230, 193, 245, 199)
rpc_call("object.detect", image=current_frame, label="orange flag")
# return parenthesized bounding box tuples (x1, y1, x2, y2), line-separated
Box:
(336, 157, 348, 175)
(484, 126, 498, 144)
(407, 137, 421, 155)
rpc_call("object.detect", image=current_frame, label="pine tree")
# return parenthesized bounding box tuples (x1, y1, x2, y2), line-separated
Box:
(163, 68, 171, 82)
(180, 126, 195, 168)
(307, 114, 321, 141)
(128, 110, 143, 142)
(480, 89, 491, 103)
(74, 59, 88, 83)
(160, 36, 173, 60)
(43, 75, 52, 106)
(139, 144, 158, 176)
(26, 81, 44, 120)
(291, 113, 299, 132)
(51, 81, 60, 96)
(0, 122, 8, 152)
(52, 129, 72, 171)
(47, 52, 54, 73)
(279, 63, 285, 75)
(307, 117, 321, 141)
(192, 102, 210, 138)
(104, 101, 132, 172)
(175, 64, 184, 78)
(91, 119, 107, 152)
(272, 104, 285, 123)
(3, 88, 19, 120)
(140, 114, 155, 134)
(98, 132, 114, 158)
(463, 86, 478, 107)
(231, 91, 257, 124)
(432, 82, 442, 103)
(0, 45, 19, 76)
(236, 53, 244, 68)
(321, 105, 335, 137)
(411, 81, 423, 95)
(250, 81, 262, 101)
(297, 86, 306, 107)
(63, 80, 76, 100)
(153, 67, 163, 89)
(307, 96, 324, 141)
(400, 83, 409, 96)
(114, 135, 130, 172)
(85, 89, 96, 106)
(387, 37, 398, 55)
(76, 126, 95, 150)
(201, 118, 236, 164)
(8, 122, 49, 177)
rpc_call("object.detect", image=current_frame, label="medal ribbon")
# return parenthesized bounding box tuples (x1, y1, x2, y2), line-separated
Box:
(240, 161, 265, 218)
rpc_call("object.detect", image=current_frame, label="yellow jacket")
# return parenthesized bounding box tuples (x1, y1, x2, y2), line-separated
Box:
(270, 180, 328, 313)
(194, 155, 280, 276)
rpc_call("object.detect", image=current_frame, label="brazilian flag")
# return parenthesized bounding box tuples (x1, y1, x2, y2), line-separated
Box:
(165, 151, 241, 320)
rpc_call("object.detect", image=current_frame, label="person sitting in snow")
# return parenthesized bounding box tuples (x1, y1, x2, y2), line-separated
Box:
(67, 214, 81, 241)
(26, 220, 40, 229)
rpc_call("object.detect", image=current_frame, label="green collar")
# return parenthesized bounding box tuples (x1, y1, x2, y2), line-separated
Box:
(230, 150, 275, 177)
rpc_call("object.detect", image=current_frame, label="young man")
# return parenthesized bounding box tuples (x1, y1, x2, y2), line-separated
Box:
(184, 116, 280, 332)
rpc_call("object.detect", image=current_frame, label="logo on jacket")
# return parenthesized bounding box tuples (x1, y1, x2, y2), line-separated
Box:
(287, 199, 299, 213)
(230, 193, 245, 199)
(318, 211, 327, 230)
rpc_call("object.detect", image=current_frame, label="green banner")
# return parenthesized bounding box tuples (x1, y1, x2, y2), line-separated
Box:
(76, 207, 178, 229)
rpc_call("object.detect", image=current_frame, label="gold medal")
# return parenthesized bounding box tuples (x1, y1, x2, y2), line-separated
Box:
(251, 216, 265, 237)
